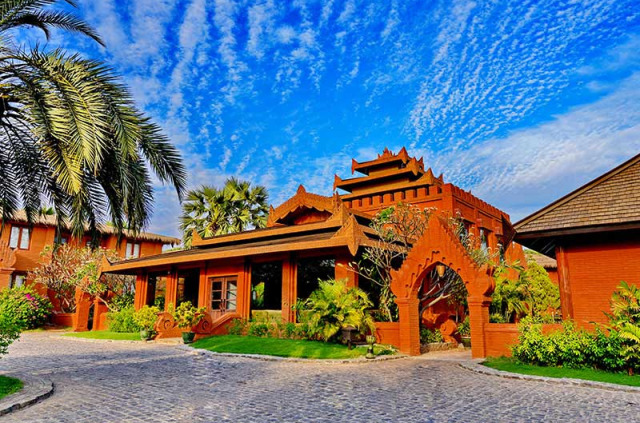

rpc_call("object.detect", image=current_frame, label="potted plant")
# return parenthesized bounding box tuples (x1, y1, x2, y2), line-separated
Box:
(170, 301, 207, 344)
(458, 316, 471, 348)
(133, 305, 160, 340)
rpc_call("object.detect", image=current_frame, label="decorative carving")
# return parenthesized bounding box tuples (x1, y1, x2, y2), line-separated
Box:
(0, 240, 16, 269)
(155, 312, 177, 333)
(194, 312, 214, 334)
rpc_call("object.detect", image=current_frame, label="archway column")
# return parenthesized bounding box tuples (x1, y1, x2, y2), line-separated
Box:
(396, 297, 421, 355)
(467, 296, 491, 358)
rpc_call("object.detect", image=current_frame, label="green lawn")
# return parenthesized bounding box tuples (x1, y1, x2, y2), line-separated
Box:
(192, 335, 383, 359)
(0, 375, 23, 399)
(63, 331, 141, 341)
(484, 357, 640, 387)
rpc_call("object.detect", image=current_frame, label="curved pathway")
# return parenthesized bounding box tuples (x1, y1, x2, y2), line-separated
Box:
(1, 333, 638, 422)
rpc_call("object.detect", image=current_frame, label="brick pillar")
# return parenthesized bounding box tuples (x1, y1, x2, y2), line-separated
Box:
(134, 272, 148, 310)
(396, 297, 421, 355)
(238, 260, 251, 319)
(165, 268, 178, 309)
(93, 298, 109, 331)
(198, 265, 209, 310)
(0, 268, 13, 290)
(281, 255, 297, 322)
(73, 288, 92, 332)
(468, 297, 491, 358)
(555, 245, 573, 320)
(335, 254, 358, 288)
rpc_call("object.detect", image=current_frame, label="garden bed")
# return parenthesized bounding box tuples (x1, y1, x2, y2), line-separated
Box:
(191, 335, 393, 359)
(420, 342, 457, 353)
(483, 357, 640, 387)
(0, 376, 22, 400)
(63, 331, 141, 341)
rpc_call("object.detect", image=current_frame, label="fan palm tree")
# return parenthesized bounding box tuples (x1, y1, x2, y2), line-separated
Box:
(0, 0, 186, 240)
(180, 178, 268, 247)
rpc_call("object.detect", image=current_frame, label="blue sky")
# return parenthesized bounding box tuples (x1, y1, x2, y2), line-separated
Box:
(24, 0, 640, 237)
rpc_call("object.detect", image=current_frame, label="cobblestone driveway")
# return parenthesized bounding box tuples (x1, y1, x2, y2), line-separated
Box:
(1, 333, 638, 423)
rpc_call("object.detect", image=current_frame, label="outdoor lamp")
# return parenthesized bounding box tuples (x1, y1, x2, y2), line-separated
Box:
(436, 264, 446, 278)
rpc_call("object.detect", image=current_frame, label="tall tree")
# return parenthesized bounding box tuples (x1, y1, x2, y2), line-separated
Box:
(180, 178, 268, 247)
(0, 0, 186, 239)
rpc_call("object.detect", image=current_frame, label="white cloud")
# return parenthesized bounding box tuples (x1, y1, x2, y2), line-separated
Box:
(428, 72, 640, 221)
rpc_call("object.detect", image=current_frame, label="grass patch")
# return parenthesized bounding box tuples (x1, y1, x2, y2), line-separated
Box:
(192, 335, 387, 359)
(484, 357, 640, 387)
(0, 375, 23, 399)
(63, 331, 141, 341)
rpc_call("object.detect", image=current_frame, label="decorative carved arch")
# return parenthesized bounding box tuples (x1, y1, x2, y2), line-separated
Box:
(389, 215, 496, 357)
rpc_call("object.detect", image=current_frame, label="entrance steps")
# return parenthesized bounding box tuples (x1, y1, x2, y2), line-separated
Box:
(153, 337, 183, 345)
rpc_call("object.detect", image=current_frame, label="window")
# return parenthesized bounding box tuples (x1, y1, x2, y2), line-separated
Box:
(177, 269, 200, 306)
(147, 272, 168, 309)
(251, 261, 282, 310)
(210, 276, 237, 317)
(125, 242, 141, 259)
(480, 229, 489, 252)
(9, 226, 30, 250)
(296, 256, 335, 300)
(10, 273, 26, 288)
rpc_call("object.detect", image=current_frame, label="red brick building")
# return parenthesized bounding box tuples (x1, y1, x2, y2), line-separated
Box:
(0, 211, 179, 293)
(515, 153, 640, 325)
(103, 148, 524, 357)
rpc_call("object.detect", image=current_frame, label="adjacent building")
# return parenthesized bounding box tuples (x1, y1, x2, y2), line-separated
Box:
(0, 211, 180, 291)
(515, 153, 640, 325)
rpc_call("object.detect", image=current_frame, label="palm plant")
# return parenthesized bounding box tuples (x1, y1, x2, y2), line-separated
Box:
(607, 281, 640, 375)
(180, 178, 268, 247)
(296, 279, 375, 342)
(0, 0, 186, 239)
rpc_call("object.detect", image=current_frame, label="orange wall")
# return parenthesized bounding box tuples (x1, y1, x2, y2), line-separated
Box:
(1, 222, 168, 282)
(559, 232, 640, 325)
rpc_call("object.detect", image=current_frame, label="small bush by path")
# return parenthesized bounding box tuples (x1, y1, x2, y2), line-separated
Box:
(484, 357, 640, 387)
(0, 375, 23, 399)
(192, 335, 389, 359)
(63, 331, 140, 341)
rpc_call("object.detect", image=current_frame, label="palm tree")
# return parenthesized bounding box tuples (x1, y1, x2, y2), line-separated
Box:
(180, 178, 268, 247)
(0, 0, 186, 239)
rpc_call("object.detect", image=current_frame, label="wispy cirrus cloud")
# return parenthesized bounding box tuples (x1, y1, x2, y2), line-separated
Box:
(37, 0, 640, 237)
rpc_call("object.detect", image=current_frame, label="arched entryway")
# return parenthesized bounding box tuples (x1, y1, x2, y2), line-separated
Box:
(390, 216, 495, 358)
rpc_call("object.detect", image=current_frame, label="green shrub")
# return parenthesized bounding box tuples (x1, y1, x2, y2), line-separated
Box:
(228, 319, 248, 335)
(512, 318, 624, 371)
(226, 318, 309, 340)
(0, 314, 21, 356)
(457, 316, 470, 336)
(420, 328, 443, 344)
(0, 286, 52, 329)
(296, 279, 375, 342)
(133, 306, 160, 332)
(247, 321, 270, 337)
(107, 306, 141, 333)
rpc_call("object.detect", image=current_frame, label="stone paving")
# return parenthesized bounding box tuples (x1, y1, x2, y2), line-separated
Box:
(1, 332, 639, 423)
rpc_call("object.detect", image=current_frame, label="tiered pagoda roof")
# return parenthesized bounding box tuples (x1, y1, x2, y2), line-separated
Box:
(334, 147, 444, 200)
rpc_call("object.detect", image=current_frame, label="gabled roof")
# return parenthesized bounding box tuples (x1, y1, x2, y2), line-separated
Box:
(516, 153, 640, 236)
(103, 214, 379, 274)
(266, 185, 336, 227)
(6, 210, 180, 244)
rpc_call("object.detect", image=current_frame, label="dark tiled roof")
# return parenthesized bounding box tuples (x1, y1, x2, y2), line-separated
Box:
(516, 153, 640, 234)
(525, 250, 557, 270)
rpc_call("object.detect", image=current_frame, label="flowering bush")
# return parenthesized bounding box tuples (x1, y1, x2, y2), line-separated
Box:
(0, 286, 52, 329)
